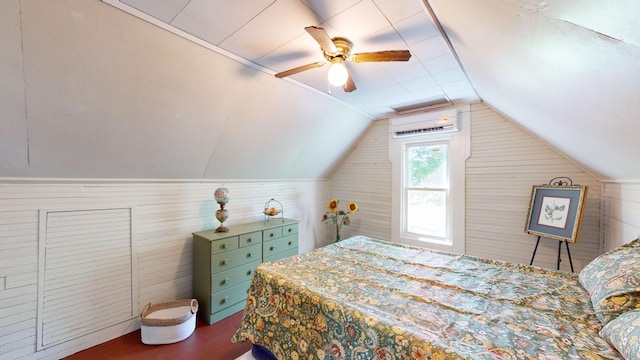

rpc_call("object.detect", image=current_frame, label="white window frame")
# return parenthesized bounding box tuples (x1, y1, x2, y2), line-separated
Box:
(403, 141, 451, 242)
(389, 106, 470, 253)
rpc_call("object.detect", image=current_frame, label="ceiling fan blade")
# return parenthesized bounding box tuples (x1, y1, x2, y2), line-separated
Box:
(351, 50, 411, 63)
(274, 61, 325, 78)
(343, 66, 356, 93)
(305, 26, 337, 53)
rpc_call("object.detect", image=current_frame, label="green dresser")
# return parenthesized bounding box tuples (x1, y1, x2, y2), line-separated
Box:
(192, 218, 299, 324)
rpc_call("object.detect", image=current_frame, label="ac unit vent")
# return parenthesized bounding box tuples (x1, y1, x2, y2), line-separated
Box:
(391, 109, 459, 138)
(392, 98, 452, 114)
(395, 126, 450, 137)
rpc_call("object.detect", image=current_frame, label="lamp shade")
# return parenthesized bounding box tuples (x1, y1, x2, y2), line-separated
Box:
(327, 62, 348, 87)
(213, 187, 229, 204)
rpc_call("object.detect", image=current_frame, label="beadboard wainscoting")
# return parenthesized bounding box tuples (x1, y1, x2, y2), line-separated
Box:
(603, 181, 640, 250)
(0, 180, 327, 359)
(331, 102, 603, 272)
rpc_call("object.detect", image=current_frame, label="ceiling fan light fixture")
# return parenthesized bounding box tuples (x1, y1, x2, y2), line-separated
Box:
(327, 62, 348, 87)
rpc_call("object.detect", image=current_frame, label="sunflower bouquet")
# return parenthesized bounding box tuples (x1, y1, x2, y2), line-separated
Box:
(321, 199, 358, 242)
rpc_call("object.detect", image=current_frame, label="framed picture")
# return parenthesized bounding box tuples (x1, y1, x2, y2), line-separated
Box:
(524, 184, 588, 243)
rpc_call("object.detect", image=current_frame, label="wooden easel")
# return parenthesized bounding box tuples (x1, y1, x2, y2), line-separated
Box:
(529, 235, 574, 272)
(525, 177, 587, 273)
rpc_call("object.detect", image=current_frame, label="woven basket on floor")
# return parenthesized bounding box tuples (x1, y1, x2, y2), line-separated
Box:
(140, 299, 198, 345)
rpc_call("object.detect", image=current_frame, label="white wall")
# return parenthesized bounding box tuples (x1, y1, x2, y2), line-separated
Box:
(465, 103, 602, 271)
(331, 102, 603, 272)
(602, 181, 640, 250)
(0, 180, 327, 359)
(0, 0, 371, 180)
(327, 121, 392, 241)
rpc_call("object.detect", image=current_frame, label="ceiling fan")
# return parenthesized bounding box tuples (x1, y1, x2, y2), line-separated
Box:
(275, 26, 412, 92)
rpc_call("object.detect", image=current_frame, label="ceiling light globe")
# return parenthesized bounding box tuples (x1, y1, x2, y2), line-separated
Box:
(328, 62, 348, 87)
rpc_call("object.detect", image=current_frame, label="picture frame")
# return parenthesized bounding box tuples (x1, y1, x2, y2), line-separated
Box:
(524, 184, 588, 243)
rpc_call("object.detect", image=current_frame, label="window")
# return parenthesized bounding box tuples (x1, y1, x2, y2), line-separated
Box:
(405, 142, 449, 242)
(389, 107, 469, 253)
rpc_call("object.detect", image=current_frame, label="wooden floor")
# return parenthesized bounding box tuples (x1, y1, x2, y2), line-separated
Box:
(64, 311, 252, 360)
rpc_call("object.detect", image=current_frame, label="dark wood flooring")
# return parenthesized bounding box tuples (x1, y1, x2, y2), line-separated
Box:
(64, 311, 252, 360)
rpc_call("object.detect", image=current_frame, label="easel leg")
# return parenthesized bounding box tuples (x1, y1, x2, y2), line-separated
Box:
(565, 240, 574, 273)
(529, 236, 541, 266)
(557, 240, 562, 270)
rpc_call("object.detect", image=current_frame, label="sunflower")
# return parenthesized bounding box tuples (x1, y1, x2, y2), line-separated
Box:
(327, 199, 339, 212)
(321, 199, 359, 242)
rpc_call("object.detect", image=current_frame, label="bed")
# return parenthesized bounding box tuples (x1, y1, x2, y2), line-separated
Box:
(232, 236, 640, 359)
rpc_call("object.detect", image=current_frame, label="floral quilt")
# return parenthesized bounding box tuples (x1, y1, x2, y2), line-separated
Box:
(232, 236, 621, 359)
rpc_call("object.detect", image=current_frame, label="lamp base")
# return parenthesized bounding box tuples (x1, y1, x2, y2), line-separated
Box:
(215, 225, 229, 233)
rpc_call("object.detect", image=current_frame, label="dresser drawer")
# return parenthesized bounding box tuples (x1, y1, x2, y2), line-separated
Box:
(211, 260, 260, 293)
(211, 243, 262, 273)
(239, 231, 261, 247)
(263, 227, 283, 241)
(263, 234, 297, 258)
(211, 282, 251, 313)
(283, 223, 298, 236)
(210, 236, 239, 254)
(264, 247, 298, 263)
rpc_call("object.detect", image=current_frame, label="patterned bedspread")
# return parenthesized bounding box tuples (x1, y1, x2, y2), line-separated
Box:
(232, 236, 621, 359)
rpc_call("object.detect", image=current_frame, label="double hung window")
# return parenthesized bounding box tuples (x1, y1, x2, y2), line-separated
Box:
(389, 107, 469, 253)
(405, 142, 449, 242)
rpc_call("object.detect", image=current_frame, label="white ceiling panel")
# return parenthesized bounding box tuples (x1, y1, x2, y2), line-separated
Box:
(411, 35, 450, 62)
(401, 74, 438, 92)
(299, 0, 362, 21)
(103, 0, 478, 119)
(121, 0, 188, 23)
(394, 11, 439, 45)
(372, 0, 425, 24)
(219, 0, 322, 61)
(382, 60, 430, 83)
(325, 1, 391, 42)
(179, 0, 275, 45)
(423, 53, 459, 74)
(170, 11, 225, 45)
(432, 67, 467, 85)
(255, 34, 321, 71)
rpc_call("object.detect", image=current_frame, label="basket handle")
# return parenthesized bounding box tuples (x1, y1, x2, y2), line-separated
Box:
(141, 302, 151, 317)
(190, 299, 199, 314)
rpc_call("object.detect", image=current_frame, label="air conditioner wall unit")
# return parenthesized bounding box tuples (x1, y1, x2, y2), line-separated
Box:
(391, 109, 459, 137)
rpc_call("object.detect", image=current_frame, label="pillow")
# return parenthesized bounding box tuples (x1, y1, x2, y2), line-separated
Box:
(600, 309, 640, 360)
(579, 238, 640, 324)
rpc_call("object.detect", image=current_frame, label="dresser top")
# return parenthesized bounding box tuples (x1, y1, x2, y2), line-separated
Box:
(193, 218, 298, 241)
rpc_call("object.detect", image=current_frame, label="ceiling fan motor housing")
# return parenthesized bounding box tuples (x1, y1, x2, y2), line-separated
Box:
(324, 37, 352, 62)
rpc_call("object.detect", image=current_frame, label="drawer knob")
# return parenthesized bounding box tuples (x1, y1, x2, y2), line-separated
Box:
(221, 278, 228, 285)
(270, 233, 274, 238)
(247, 252, 252, 258)
(247, 238, 252, 242)
(221, 297, 228, 304)
(288, 241, 292, 245)
(247, 270, 252, 276)
(222, 259, 228, 265)
(270, 246, 274, 251)
(222, 243, 227, 249)
(288, 229, 292, 233)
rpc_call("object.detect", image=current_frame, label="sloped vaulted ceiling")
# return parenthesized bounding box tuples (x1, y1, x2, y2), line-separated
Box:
(0, 1, 373, 180)
(2, 0, 639, 181)
(429, 0, 640, 180)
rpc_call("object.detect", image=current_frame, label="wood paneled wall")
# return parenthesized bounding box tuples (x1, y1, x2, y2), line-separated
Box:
(603, 181, 640, 250)
(0, 180, 327, 359)
(331, 102, 602, 272)
(328, 121, 392, 241)
(465, 103, 602, 271)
